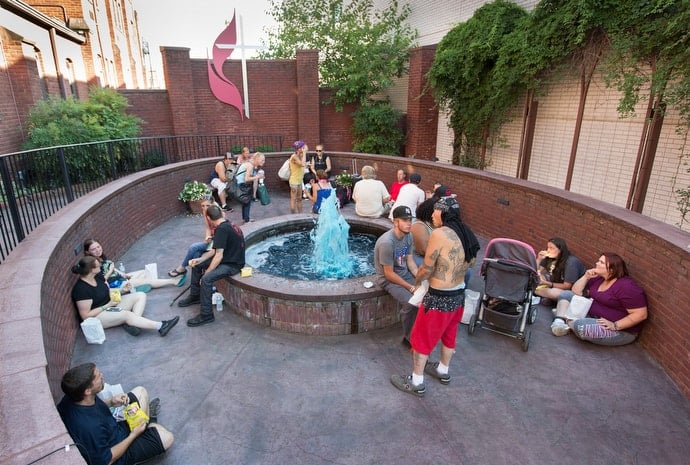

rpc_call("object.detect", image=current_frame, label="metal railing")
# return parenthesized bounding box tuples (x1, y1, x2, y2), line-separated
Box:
(0, 134, 284, 263)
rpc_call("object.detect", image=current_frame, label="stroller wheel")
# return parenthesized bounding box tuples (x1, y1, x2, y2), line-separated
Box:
(468, 314, 478, 335)
(521, 329, 531, 352)
(528, 305, 538, 324)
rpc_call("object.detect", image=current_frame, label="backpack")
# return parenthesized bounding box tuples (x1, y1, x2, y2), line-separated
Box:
(225, 163, 238, 183)
(278, 159, 291, 181)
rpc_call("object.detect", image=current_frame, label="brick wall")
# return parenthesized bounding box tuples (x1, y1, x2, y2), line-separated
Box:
(406, 45, 439, 160)
(120, 89, 173, 135)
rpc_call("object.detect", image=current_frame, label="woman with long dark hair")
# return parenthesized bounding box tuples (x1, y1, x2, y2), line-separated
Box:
(534, 237, 586, 304)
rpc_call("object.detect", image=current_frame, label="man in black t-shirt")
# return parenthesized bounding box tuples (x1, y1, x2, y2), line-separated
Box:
(178, 205, 245, 326)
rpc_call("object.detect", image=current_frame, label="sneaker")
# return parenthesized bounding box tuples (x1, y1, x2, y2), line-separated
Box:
(390, 374, 426, 397)
(187, 313, 215, 327)
(401, 337, 411, 349)
(148, 397, 160, 423)
(424, 361, 451, 385)
(551, 318, 570, 336)
(221, 204, 233, 211)
(158, 316, 179, 337)
(177, 295, 200, 307)
(122, 324, 141, 336)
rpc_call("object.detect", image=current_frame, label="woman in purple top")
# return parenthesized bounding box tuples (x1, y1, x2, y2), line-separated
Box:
(552, 252, 648, 346)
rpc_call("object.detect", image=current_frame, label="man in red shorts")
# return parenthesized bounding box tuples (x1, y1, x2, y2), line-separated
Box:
(390, 196, 478, 397)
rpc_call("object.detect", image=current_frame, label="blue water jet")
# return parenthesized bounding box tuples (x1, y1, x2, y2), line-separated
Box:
(310, 193, 354, 278)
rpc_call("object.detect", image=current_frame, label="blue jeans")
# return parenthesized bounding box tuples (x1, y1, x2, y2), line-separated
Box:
(189, 262, 241, 316)
(181, 242, 207, 267)
(557, 291, 638, 346)
(242, 202, 252, 222)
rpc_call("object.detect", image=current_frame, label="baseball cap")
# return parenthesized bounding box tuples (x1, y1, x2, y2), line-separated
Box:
(409, 173, 421, 184)
(433, 185, 452, 198)
(293, 140, 306, 150)
(392, 205, 413, 219)
(434, 196, 460, 213)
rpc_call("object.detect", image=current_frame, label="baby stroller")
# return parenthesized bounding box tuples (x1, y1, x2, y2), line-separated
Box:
(467, 238, 539, 351)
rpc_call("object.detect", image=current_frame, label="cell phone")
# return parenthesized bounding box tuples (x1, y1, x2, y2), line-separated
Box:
(106, 306, 122, 312)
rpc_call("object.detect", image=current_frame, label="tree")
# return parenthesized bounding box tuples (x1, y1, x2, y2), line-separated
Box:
(428, 0, 528, 167)
(260, 0, 417, 110)
(23, 87, 143, 184)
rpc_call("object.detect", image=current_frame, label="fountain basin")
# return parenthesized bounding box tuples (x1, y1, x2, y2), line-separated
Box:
(222, 214, 399, 335)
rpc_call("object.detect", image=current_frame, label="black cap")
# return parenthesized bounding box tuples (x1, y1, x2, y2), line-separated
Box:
(392, 205, 413, 219)
(409, 173, 421, 184)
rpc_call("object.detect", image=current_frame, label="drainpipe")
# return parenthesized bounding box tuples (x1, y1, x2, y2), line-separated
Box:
(48, 27, 67, 98)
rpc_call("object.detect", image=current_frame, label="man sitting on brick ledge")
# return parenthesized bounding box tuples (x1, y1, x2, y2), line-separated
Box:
(178, 205, 246, 327)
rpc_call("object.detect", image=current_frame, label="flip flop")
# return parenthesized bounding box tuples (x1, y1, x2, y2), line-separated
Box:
(134, 284, 152, 293)
(176, 273, 187, 287)
(167, 269, 187, 278)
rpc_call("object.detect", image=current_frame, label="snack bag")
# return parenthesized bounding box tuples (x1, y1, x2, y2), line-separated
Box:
(109, 289, 121, 303)
(124, 401, 149, 430)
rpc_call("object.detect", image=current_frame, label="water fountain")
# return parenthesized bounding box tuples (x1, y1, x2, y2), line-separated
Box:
(221, 195, 399, 335)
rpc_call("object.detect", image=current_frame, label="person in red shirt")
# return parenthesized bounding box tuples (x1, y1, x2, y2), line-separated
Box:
(389, 169, 408, 202)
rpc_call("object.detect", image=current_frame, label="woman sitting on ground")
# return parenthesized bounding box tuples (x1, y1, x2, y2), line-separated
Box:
(551, 252, 648, 346)
(71, 256, 179, 337)
(304, 169, 333, 214)
(534, 237, 586, 305)
(84, 239, 186, 290)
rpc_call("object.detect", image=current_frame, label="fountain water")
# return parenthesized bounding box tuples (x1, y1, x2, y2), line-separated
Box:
(311, 194, 353, 278)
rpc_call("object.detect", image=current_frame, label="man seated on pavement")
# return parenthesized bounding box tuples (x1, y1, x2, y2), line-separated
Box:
(178, 204, 246, 327)
(390, 196, 478, 397)
(374, 205, 419, 346)
(57, 362, 174, 465)
(209, 152, 235, 211)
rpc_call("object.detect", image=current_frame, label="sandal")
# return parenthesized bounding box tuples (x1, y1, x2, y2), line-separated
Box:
(167, 268, 187, 278)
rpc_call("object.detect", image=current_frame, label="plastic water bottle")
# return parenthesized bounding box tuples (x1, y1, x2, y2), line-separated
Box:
(213, 291, 224, 312)
(118, 262, 125, 273)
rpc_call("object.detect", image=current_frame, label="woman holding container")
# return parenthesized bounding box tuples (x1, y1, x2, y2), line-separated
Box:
(71, 256, 179, 337)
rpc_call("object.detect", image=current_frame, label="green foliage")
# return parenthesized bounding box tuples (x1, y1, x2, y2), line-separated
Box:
(351, 100, 405, 155)
(260, 0, 417, 110)
(335, 172, 354, 187)
(428, 1, 529, 165)
(229, 145, 244, 155)
(178, 181, 212, 202)
(255, 145, 275, 153)
(22, 87, 143, 184)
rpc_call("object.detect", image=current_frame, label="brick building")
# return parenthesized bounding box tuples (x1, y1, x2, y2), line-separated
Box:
(0, 0, 148, 154)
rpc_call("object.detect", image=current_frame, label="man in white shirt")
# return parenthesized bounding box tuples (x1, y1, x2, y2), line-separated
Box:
(389, 173, 425, 220)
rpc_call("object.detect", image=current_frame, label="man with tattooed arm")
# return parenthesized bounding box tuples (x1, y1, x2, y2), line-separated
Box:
(390, 196, 479, 397)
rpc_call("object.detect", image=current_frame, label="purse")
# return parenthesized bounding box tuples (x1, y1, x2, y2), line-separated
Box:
(278, 159, 291, 180)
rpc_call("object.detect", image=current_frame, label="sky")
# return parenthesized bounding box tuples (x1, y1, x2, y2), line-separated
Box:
(134, 0, 276, 87)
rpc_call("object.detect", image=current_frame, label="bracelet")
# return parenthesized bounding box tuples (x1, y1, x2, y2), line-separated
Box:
(613, 321, 619, 330)
(409, 286, 415, 293)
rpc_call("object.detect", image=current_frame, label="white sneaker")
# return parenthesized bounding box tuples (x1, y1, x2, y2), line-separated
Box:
(551, 318, 570, 336)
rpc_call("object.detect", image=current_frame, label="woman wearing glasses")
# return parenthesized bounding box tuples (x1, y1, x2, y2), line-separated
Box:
(308, 144, 331, 178)
(551, 252, 648, 345)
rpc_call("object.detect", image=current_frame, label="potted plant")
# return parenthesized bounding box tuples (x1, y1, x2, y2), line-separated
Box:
(335, 172, 355, 205)
(178, 180, 211, 214)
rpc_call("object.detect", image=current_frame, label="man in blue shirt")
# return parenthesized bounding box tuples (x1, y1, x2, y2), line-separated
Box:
(57, 363, 174, 465)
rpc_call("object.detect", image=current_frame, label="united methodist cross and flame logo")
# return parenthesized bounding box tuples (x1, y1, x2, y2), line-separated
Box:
(207, 10, 244, 120)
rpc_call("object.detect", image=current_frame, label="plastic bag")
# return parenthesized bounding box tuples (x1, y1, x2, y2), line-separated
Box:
(566, 295, 593, 319)
(80, 317, 106, 344)
(144, 263, 158, 280)
(124, 401, 149, 429)
(257, 184, 270, 205)
(462, 289, 481, 324)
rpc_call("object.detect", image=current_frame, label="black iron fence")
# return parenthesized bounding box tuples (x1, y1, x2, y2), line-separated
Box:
(0, 134, 284, 263)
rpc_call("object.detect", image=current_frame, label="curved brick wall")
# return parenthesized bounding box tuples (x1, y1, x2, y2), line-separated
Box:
(1, 154, 688, 464)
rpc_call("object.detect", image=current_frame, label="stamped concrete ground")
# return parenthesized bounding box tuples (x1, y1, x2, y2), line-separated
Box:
(71, 192, 689, 465)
